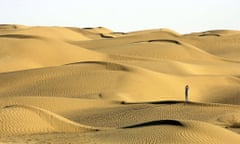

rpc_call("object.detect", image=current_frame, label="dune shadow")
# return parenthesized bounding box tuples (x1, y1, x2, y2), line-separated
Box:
(100, 33, 114, 38)
(82, 27, 95, 30)
(122, 100, 185, 105)
(123, 120, 184, 128)
(199, 33, 221, 37)
(148, 100, 184, 104)
(83, 27, 104, 29)
(0, 34, 40, 39)
(65, 61, 129, 71)
(122, 100, 224, 107)
(2, 105, 16, 109)
(148, 39, 181, 45)
(135, 39, 182, 45)
(111, 32, 127, 35)
(0, 24, 17, 29)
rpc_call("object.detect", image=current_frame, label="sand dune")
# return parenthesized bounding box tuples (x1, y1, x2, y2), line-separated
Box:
(67, 101, 240, 129)
(1, 61, 240, 104)
(2, 102, 240, 143)
(93, 120, 240, 144)
(1, 25, 240, 143)
(182, 30, 240, 61)
(0, 25, 106, 73)
(0, 104, 98, 136)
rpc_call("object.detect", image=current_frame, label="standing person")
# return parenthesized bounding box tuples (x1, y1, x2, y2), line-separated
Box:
(185, 85, 189, 103)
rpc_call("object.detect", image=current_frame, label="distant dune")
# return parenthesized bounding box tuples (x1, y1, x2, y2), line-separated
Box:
(1, 25, 240, 144)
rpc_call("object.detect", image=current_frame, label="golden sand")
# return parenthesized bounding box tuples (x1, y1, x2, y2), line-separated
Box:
(0, 25, 240, 144)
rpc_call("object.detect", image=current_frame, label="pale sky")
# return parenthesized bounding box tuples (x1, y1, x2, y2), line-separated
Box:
(1, 0, 240, 34)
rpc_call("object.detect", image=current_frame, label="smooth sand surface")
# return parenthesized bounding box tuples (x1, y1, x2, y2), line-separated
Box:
(1, 24, 240, 143)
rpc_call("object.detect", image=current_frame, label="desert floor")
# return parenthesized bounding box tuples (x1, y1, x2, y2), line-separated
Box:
(1, 25, 240, 144)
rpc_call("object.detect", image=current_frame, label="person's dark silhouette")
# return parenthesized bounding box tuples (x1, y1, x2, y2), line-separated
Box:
(185, 85, 189, 102)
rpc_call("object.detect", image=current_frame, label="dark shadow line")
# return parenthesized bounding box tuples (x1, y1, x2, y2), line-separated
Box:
(122, 120, 184, 128)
